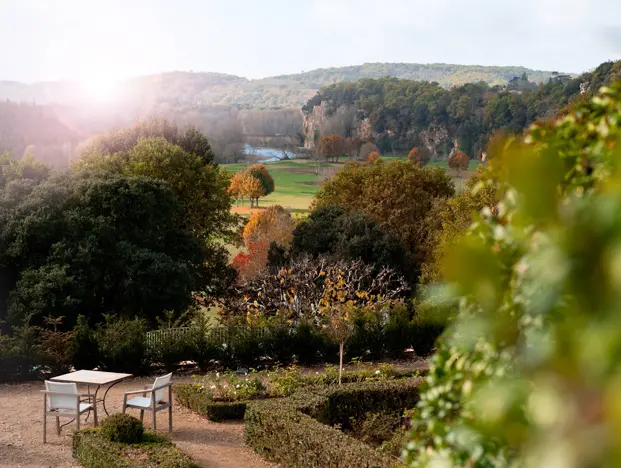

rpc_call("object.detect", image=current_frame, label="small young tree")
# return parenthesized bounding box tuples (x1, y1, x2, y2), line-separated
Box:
(408, 147, 431, 167)
(321, 300, 357, 385)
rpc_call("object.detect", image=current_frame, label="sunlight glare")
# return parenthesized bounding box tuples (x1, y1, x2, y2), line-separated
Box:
(78, 75, 121, 103)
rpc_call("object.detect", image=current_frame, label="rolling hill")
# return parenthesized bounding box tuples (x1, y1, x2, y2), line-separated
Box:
(0, 63, 566, 110)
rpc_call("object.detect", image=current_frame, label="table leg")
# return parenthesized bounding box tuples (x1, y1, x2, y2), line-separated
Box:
(102, 380, 123, 416)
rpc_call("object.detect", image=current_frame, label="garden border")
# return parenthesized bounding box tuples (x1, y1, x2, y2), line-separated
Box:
(244, 378, 422, 468)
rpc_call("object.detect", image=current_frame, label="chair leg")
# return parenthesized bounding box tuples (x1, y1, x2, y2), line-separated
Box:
(42, 398, 47, 444)
(56, 417, 61, 435)
(140, 410, 144, 423)
(76, 413, 80, 431)
(168, 385, 173, 434)
(93, 403, 98, 427)
(168, 405, 173, 434)
(152, 410, 156, 432)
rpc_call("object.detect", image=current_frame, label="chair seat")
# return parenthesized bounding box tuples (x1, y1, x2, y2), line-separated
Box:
(50, 403, 93, 414)
(126, 397, 154, 409)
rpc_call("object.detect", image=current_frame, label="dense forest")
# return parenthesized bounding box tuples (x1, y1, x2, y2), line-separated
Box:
(302, 61, 621, 157)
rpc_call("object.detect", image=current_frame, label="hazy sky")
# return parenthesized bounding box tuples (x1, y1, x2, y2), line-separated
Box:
(1, 0, 620, 83)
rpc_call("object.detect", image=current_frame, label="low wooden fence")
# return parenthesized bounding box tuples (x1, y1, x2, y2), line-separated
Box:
(145, 326, 272, 349)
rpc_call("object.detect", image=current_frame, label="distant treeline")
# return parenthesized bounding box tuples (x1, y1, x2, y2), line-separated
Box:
(302, 61, 621, 157)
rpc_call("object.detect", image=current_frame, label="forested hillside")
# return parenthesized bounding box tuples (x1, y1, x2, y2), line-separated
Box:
(0, 63, 563, 110)
(302, 61, 621, 158)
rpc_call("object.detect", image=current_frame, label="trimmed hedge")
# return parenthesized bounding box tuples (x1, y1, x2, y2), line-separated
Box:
(175, 384, 248, 421)
(245, 378, 421, 467)
(73, 428, 199, 468)
(175, 368, 424, 422)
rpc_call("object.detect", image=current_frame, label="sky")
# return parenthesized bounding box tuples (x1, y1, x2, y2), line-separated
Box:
(1, 0, 620, 84)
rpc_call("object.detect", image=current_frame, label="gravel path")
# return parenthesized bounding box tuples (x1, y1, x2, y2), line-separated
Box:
(0, 378, 276, 468)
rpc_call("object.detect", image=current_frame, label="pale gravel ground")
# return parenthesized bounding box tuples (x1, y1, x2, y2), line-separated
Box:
(0, 377, 277, 468)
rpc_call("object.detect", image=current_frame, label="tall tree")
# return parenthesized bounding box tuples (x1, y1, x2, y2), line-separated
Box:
(313, 161, 454, 281)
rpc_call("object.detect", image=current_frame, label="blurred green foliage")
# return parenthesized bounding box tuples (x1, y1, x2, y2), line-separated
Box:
(404, 82, 621, 466)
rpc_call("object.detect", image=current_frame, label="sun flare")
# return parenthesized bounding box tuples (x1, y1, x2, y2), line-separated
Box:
(79, 75, 120, 102)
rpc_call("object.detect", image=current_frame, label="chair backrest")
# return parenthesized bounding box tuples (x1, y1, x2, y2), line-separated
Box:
(45, 381, 78, 410)
(152, 373, 172, 403)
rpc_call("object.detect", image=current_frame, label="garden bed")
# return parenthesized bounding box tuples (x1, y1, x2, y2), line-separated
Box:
(244, 378, 422, 467)
(175, 364, 423, 421)
(73, 428, 199, 468)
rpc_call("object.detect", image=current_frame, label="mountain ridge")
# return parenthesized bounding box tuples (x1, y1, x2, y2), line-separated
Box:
(0, 62, 571, 109)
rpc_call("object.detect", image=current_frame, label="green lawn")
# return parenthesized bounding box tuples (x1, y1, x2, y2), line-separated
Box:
(223, 157, 481, 213)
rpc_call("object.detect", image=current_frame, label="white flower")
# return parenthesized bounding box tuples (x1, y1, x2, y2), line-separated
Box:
(210, 385, 216, 389)
(375, 370, 381, 375)
(236, 384, 240, 388)
(216, 372, 220, 378)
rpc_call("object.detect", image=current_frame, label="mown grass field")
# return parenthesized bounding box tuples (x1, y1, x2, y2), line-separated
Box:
(222, 156, 481, 215)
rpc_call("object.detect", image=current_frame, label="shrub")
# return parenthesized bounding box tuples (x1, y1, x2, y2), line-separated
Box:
(175, 384, 249, 422)
(0, 326, 40, 382)
(293, 321, 335, 365)
(38, 327, 74, 375)
(100, 413, 144, 444)
(350, 411, 402, 446)
(383, 306, 413, 358)
(97, 316, 150, 375)
(262, 323, 295, 365)
(346, 311, 384, 361)
(73, 428, 199, 468)
(72, 315, 99, 370)
(245, 378, 420, 468)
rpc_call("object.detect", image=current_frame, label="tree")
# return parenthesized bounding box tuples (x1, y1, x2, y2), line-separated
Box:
(290, 205, 407, 277)
(313, 161, 454, 281)
(366, 151, 381, 164)
(80, 117, 215, 164)
(76, 135, 236, 241)
(244, 164, 275, 207)
(359, 142, 379, 162)
(318, 134, 345, 163)
(448, 150, 469, 175)
(243, 205, 295, 249)
(221, 256, 408, 324)
(1, 174, 217, 329)
(242, 174, 265, 208)
(408, 147, 431, 167)
(235, 205, 296, 279)
(420, 166, 499, 284)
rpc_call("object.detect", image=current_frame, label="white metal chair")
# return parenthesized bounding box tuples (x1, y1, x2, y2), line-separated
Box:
(122, 373, 173, 433)
(42, 381, 97, 443)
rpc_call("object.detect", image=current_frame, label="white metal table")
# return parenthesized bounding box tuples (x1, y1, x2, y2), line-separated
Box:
(51, 370, 133, 416)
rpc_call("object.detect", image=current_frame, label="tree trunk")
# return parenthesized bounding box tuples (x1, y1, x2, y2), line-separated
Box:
(339, 342, 344, 385)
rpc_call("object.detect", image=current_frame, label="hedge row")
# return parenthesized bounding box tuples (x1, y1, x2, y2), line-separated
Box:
(244, 378, 422, 467)
(175, 385, 248, 421)
(72, 429, 199, 468)
(175, 368, 423, 422)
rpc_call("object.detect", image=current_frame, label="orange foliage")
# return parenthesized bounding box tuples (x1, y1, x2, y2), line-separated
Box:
(448, 150, 470, 173)
(318, 134, 345, 162)
(408, 147, 431, 167)
(366, 151, 381, 164)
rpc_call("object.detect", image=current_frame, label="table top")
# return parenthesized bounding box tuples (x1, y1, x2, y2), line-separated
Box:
(50, 370, 133, 386)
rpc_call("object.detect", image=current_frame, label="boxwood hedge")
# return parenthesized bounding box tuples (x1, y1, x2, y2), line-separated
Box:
(244, 378, 421, 468)
(72, 428, 199, 468)
(175, 384, 248, 421)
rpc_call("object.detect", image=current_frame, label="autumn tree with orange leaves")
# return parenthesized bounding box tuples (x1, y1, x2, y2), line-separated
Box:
(318, 134, 345, 163)
(448, 150, 470, 175)
(408, 146, 431, 167)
